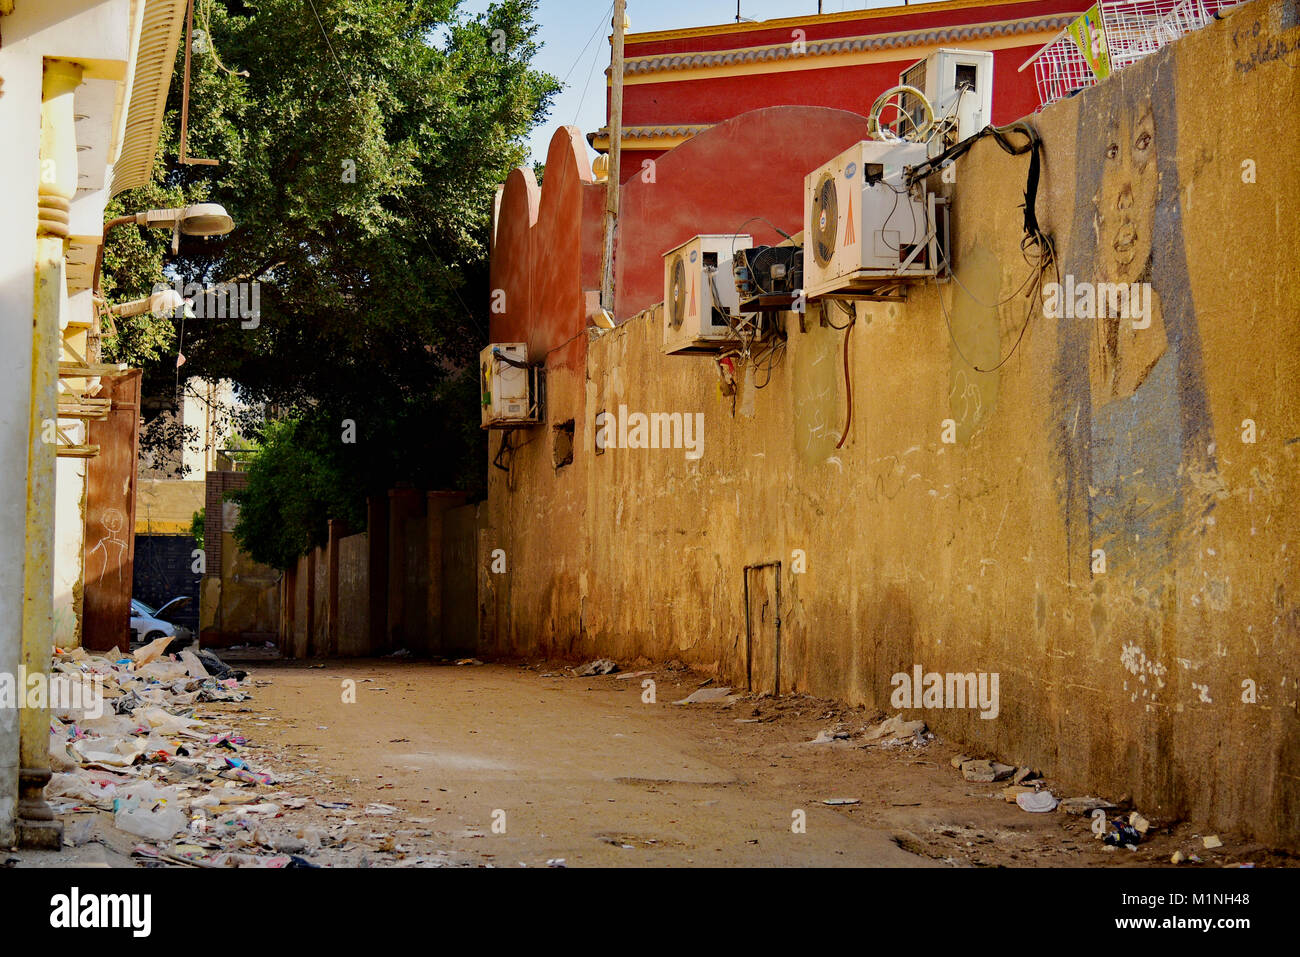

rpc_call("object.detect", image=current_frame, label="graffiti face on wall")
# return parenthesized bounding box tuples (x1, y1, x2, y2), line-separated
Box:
(1099, 104, 1155, 279)
(1091, 101, 1167, 408)
(1055, 74, 1219, 603)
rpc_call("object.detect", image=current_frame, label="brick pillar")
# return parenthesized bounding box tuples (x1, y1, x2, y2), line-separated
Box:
(386, 488, 424, 653)
(304, 548, 317, 658)
(426, 492, 468, 657)
(282, 562, 297, 659)
(327, 519, 343, 657)
(367, 495, 388, 653)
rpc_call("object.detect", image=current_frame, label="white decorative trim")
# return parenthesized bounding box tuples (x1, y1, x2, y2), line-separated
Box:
(624, 15, 1076, 76)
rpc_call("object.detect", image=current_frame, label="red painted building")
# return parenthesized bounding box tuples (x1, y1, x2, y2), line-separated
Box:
(593, 0, 1085, 181)
(490, 0, 1093, 349)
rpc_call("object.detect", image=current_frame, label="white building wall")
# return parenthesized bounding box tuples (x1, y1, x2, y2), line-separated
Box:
(0, 0, 137, 847)
(182, 378, 239, 477)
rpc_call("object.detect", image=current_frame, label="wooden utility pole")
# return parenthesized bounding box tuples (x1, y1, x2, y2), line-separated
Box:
(179, 0, 218, 166)
(600, 0, 627, 315)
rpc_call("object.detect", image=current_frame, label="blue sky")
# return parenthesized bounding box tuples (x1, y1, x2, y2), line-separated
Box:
(459, 0, 918, 165)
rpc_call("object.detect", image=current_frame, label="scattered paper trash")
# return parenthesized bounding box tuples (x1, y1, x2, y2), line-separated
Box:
(575, 658, 619, 676)
(809, 729, 851, 744)
(1016, 790, 1059, 813)
(674, 686, 734, 705)
(862, 715, 927, 745)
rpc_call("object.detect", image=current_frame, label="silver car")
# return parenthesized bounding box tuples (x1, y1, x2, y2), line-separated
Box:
(129, 597, 192, 644)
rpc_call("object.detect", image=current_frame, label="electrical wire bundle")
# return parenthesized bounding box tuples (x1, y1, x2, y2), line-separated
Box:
(910, 122, 1058, 373)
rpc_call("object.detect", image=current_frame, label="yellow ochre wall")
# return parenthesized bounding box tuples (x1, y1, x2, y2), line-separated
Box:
(483, 0, 1300, 847)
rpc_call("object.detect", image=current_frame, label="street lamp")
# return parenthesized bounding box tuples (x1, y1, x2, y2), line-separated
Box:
(107, 287, 196, 319)
(92, 202, 235, 297)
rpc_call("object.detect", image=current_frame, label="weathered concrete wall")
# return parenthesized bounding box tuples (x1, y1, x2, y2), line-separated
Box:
(199, 528, 280, 647)
(53, 455, 86, 649)
(283, 553, 313, 657)
(399, 515, 429, 652)
(484, 0, 1300, 848)
(200, 472, 280, 647)
(135, 478, 205, 535)
(337, 532, 370, 656)
(490, 126, 604, 375)
(279, 495, 473, 657)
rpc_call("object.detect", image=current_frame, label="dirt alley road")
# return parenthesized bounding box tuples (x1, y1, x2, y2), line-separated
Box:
(179, 657, 1282, 869)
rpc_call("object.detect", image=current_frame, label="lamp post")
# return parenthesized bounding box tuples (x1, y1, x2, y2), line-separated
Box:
(599, 1, 627, 320)
(92, 202, 235, 298)
(90, 204, 234, 360)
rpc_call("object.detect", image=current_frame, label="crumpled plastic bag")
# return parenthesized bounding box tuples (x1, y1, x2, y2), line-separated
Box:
(47, 770, 120, 809)
(136, 706, 203, 738)
(179, 650, 210, 679)
(49, 732, 81, 772)
(135, 660, 189, 683)
(79, 712, 137, 738)
(113, 781, 186, 841)
(73, 735, 145, 767)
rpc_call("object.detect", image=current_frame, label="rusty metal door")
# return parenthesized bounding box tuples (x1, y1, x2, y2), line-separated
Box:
(744, 562, 782, 695)
(83, 370, 141, 651)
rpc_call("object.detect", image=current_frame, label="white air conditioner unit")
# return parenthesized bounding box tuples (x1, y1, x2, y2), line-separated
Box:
(899, 48, 994, 146)
(662, 233, 752, 355)
(803, 140, 947, 301)
(480, 342, 540, 428)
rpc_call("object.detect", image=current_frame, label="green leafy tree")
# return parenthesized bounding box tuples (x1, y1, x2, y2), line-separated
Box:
(101, 0, 558, 566)
(189, 508, 206, 551)
(230, 418, 369, 569)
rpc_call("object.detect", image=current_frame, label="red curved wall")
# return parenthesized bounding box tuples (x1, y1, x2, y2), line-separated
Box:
(614, 105, 877, 319)
(489, 127, 604, 371)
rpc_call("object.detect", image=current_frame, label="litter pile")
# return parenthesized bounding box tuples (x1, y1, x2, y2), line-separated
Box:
(807, 713, 933, 750)
(44, 639, 330, 867)
(574, 658, 619, 677)
(942, 750, 1195, 854)
(808, 714, 1215, 858)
